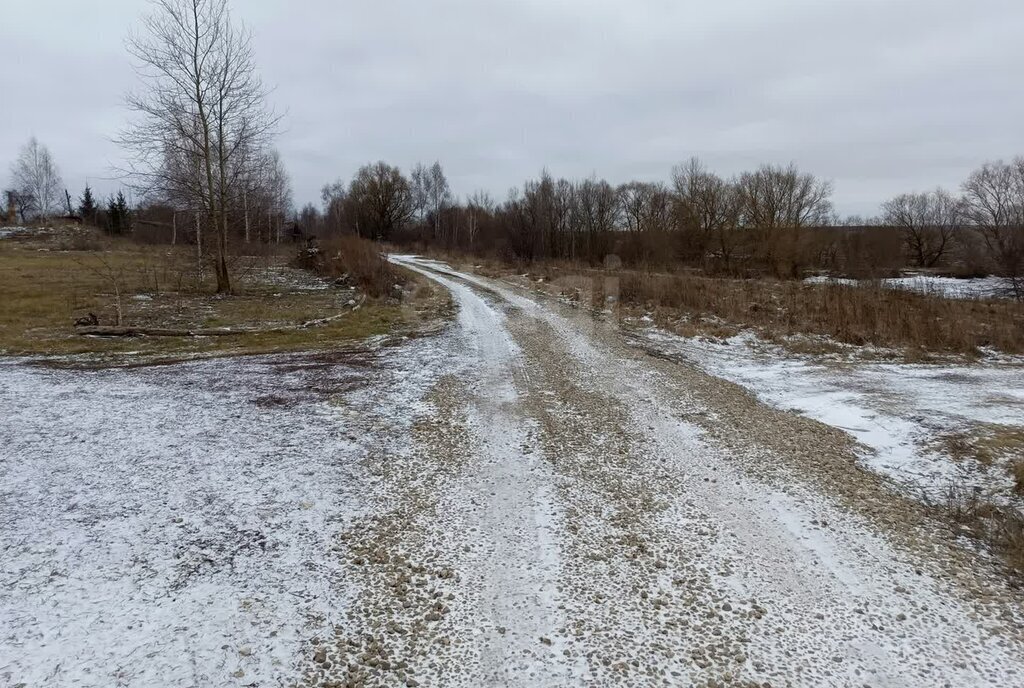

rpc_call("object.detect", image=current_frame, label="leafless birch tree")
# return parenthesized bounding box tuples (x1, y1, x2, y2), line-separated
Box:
(9, 137, 63, 221)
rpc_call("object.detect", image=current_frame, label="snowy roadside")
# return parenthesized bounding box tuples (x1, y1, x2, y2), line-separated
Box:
(0, 227, 28, 240)
(0, 357, 363, 687)
(632, 327, 1024, 503)
(0, 350, 407, 687)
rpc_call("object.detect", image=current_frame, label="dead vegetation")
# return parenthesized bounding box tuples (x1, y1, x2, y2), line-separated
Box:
(467, 258, 1024, 356)
(933, 424, 1024, 468)
(1012, 460, 1024, 497)
(940, 484, 1024, 575)
(298, 234, 404, 298)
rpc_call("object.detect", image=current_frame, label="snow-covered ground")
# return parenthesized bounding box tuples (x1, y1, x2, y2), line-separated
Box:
(0, 358, 365, 686)
(806, 274, 1015, 299)
(885, 275, 1014, 299)
(636, 328, 1024, 502)
(0, 339, 460, 688)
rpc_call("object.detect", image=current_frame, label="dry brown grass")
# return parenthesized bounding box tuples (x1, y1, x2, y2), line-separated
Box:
(942, 484, 1024, 574)
(934, 424, 1024, 468)
(467, 256, 1024, 355)
(622, 272, 1022, 354)
(1011, 460, 1024, 497)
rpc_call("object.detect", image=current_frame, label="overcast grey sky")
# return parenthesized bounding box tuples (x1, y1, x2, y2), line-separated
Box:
(3, 0, 1023, 217)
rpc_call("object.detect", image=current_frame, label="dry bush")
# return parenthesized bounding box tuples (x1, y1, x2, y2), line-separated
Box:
(309, 235, 403, 298)
(830, 226, 905, 279)
(1012, 460, 1024, 496)
(941, 484, 1024, 574)
(430, 248, 1023, 354)
(934, 425, 1024, 467)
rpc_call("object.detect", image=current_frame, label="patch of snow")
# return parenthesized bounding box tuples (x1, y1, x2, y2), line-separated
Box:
(884, 275, 1014, 299)
(240, 266, 331, 292)
(804, 275, 857, 286)
(0, 226, 30, 240)
(804, 273, 1016, 299)
(637, 328, 1024, 501)
(0, 356, 378, 687)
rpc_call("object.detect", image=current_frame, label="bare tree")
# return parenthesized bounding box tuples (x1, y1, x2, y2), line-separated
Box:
(122, 0, 278, 293)
(880, 188, 961, 268)
(616, 182, 654, 233)
(9, 137, 63, 221)
(427, 162, 451, 241)
(75, 251, 128, 326)
(737, 163, 833, 230)
(736, 163, 833, 276)
(320, 179, 348, 236)
(465, 190, 494, 249)
(262, 149, 292, 243)
(347, 162, 414, 241)
(574, 177, 617, 262)
(961, 159, 1024, 298)
(409, 163, 430, 222)
(298, 203, 322, 237)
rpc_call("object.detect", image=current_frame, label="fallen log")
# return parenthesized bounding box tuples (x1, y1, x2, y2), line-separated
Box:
(78, 326, 247, 338)
(76, 297, 367, 338)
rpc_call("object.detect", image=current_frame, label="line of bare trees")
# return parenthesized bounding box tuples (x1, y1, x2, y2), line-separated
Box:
(300, 155, 1023, 298)
(306, 159, 837, 278)
(314, 161, 451, 243)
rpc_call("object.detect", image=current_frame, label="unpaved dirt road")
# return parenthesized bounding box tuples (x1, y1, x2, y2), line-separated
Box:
(328, 256, 1024, 688)
(3, 256, 1024, 687)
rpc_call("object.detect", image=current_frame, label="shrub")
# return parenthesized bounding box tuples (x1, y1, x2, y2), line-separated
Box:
(304, 235, 402, 298)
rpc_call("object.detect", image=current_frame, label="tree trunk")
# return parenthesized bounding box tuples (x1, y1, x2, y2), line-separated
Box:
(195, 212, 203, 278)
(243, 188, 250, 243)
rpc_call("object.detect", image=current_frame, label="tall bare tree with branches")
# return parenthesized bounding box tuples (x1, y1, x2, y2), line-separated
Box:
(880, 188, 961, 268)
(9, 137, 63, 222)
(961, 159, 1024, 298)
(121, 0, 278, 293)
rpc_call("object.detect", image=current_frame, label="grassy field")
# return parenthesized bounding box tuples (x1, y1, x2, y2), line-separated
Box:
(0, 228, 448, 366)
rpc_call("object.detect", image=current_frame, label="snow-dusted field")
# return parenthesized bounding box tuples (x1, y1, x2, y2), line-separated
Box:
(0, 356, 374, 687)
(636, 328, 1024, 502)
(0, 317, 461, 687)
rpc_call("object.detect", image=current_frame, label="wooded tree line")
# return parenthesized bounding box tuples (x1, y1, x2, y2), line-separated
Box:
(301, 156, 1024, 295)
